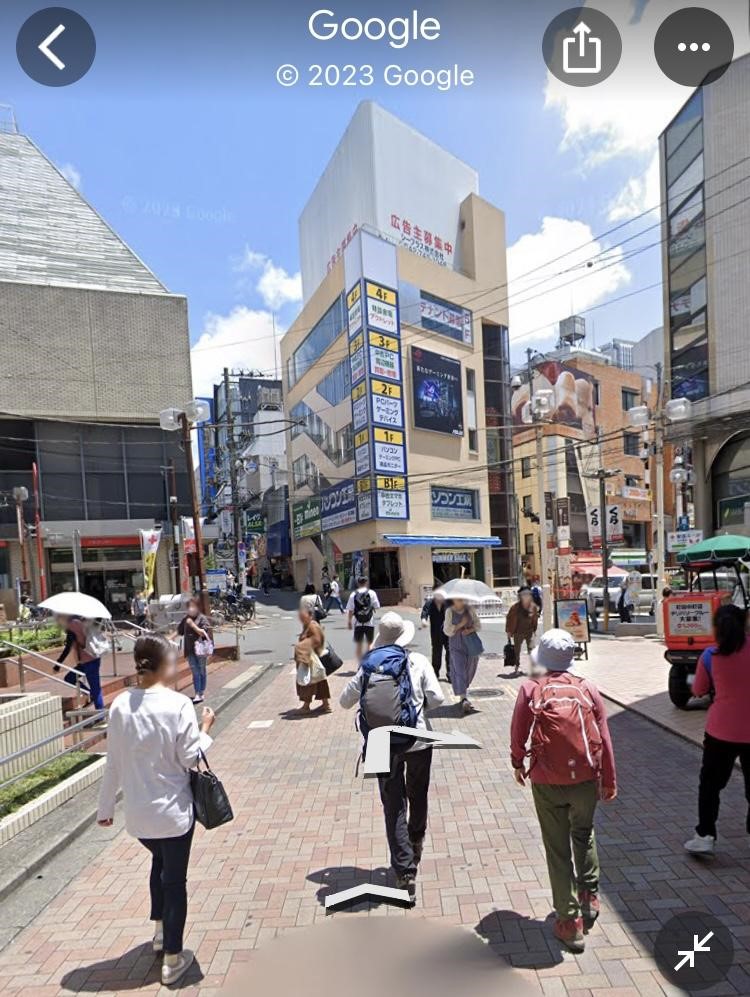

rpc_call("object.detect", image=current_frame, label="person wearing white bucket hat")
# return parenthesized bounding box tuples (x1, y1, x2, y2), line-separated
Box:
(510, 629, 617, 954)
(339, 612, 444, 899)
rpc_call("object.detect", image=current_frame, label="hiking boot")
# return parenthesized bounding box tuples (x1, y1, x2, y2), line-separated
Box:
(553, 917, 585, 953)
(395, 874, 417, 905)
(578, 890, 600, 923)
(410, 838, 424, 866)
(684, 833, 716, 856)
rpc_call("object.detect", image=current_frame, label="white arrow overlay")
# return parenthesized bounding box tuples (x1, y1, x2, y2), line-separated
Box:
(362, 726, 482, 777)
(675, 930, 714, 972)
(39, 24, 66, 70)
(324, 883, 412, 912)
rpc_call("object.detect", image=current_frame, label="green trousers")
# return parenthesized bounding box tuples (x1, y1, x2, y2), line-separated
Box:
(531, 780, 600, 920)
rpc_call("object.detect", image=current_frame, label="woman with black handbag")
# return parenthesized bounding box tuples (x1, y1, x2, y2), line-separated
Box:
(97, 634, 215, 986)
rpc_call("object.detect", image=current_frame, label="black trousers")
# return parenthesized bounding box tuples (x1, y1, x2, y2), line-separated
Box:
(140, 822, 195, 954)
(377, 747, 433, 878)
(430, 635, 450, 677)
(697, 732, 750, 839)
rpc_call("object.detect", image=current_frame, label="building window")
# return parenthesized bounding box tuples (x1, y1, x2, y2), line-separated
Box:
(522, 495, 533, 514)
(466, 368, 478, 451)
(524, 534, 535, 556)
(289, 295, 346, 387)
(625, 475, 640, 487)
(487, 428, 500, 468)
(623, 432, 641, 457)
(593, 381, 600, 406)
(622, 388, 639, 411)
(521, 456, 531, 478)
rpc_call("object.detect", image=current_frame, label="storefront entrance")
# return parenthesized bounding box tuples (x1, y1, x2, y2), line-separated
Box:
(48, 541, 144, 616)
(431, 548, 484, 584)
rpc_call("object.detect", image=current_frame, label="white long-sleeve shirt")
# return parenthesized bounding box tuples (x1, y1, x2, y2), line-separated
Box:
(97, 685, 212, 839)
(339, 650, 445, 751)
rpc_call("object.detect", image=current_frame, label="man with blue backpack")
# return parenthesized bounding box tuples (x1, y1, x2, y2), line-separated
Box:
(339, 611, 444, 902)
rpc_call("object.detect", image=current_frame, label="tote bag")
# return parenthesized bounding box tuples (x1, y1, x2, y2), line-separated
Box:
(190, 750, 234, 830)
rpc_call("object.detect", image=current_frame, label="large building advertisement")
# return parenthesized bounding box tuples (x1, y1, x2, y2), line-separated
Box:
(347, 279, 409, 522)
(510, 360, 596, 435)
(411, 347, 464, 436)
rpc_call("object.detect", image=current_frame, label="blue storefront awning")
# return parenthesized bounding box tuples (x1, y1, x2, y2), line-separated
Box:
(383, 535, 502, 548)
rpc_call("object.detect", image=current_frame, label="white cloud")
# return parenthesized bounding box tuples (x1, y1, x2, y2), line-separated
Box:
(607, 151, 660, 221)
(507, 216, 631, 348)
(59, 162, 82, 189)
(190, 307, 283, 397)
(545, 0, 749, 166)
(235, 248, 302, 311)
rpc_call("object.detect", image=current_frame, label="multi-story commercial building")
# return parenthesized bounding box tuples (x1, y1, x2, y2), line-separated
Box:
(0, 120, 193, 614)
(660, 52, 750, 535)
(511, 329, 661, 585)
(281, 102, 517, 602)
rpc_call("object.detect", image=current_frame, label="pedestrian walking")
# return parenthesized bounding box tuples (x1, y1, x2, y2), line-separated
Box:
(510, 629, 617, 953)
(53, 615, 105, 710)
(326, 574, 345, 613)
(346, 575, 380, 657)
(505, 586, 540, 673)
(339, 611, 444, 900)
(617, 578, 635, 623)
(443, 598, 482, 715)
(294, 594, 332, 714)
(260, 565, 272, 595)
(131, 590, 149, 628)
(321, 566, 331, 599)
(97, 633, 215, 986)
(177, 598, 213, 704)
(684, 605, 750, 856)
(420, 585, 450, 682)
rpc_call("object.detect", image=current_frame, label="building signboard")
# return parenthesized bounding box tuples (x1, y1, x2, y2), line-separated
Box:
(667, 529, 704, 552)
(410, 347, 463, 436)
(292, 497, 322, 540)
(356, 476, 373, 521)
(431, 485, 479, 521)
(349, 332, 366, 384)
(369, 345, 401, 381)
(321, 480, 357, 532)
(419, 290, 472, 344)
(376, 475, 408, 519)
(347, 283, 362, 337)
(587, 504, 625, 548)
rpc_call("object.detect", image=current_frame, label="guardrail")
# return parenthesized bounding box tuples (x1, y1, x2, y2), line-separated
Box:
(0, 639, 86, 706)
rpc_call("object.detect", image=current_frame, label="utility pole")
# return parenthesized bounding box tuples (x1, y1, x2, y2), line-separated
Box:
(654, 361, 667, 639)
(527, 348, 552, 629)
(31, 464, 47, 600)
(168, 458, 181, 593)
(180, 413, 208, 610)
(223, 368, 242, 579)
(12, 486, 29, 588)
(583, 460, 621, 632)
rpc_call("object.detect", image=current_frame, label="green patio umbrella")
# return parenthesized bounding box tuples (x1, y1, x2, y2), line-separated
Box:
(676, 534, 750, 564)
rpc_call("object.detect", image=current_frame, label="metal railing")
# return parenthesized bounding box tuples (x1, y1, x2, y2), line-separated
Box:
(0, 639, 86, 707)
(0, 710, 106, 794)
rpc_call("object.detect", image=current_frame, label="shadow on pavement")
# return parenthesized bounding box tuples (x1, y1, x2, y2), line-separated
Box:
(278, 706, 334, 721)
(474, 909, 565, 969)
(58, 944, 204, 991)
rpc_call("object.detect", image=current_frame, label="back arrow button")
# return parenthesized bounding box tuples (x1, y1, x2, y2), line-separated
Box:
(17, 8, 96, 87)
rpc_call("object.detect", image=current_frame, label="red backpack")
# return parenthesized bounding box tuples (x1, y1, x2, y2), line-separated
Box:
(528, 673, 603, 783)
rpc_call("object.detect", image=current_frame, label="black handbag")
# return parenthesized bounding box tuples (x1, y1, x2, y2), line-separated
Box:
(190, 750, 234, 830)
(321, 644, 343, 675)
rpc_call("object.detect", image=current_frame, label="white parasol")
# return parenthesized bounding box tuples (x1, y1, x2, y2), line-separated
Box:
(39, 592, 112, 620)
(434, 578, 498, 603)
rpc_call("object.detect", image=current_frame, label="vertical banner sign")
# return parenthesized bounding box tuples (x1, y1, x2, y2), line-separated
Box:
(556, 497, 571, 553)
(586, 505, 624, 549)
(139, 528, 162, 597)
(544, 491, 556, 549)
(347, 277, 409, 522)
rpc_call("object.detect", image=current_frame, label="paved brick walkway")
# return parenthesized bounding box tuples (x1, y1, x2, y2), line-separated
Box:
(2, 652, 749, 996)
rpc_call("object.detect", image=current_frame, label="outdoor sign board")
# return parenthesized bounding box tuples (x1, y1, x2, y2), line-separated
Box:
(555, 599, 590, 644)
(667, 529, 704, 552)
(667, 599, 714, 638)
(292, 497, 322, 540)
(586, 504, 624, 548)
(410, 347, 463, 436)
(321, 480, 357, 532)
(431, 486, 479, 521)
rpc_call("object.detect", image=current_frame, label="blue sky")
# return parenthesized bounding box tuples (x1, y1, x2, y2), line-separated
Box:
(2, 0, 748, 391)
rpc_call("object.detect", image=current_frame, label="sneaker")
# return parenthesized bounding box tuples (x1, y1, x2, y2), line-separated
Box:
(553, 917, 585, 953)
(161, 949, 195, 986)
(578, 890, 600, 923)
(152, 924, 164, 953)
(395, 874, 417, 905)
(192, 695, 204, 704)
(684, 833, 716, 856)
(410, 838, 424, 866)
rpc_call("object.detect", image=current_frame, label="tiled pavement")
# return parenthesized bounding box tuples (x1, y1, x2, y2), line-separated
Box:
(1, 651, 749, 997)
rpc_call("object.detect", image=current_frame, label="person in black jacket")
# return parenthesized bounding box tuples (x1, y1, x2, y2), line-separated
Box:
(421, 586, 451, 682)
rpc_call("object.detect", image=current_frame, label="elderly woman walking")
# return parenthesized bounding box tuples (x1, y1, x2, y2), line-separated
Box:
(294, 594, 332, 715)
(444, 598, 483, 715)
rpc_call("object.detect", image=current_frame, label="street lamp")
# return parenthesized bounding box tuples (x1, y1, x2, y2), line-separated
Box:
(12, 485, 30, 590)
(627, 377, 692, 637)
(160, 399, 211, 608)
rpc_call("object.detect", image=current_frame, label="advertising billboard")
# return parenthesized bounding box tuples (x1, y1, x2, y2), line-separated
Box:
(320, 480, 357, 532)
(431, 485, 479, 521)
(411, 347, 463, 436)
(292, 497, 321, 540)
(511, 360, 596, 434)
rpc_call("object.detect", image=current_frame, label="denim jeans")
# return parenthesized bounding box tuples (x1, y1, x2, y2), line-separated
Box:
(64, 658, 103, 709)
(140, 822, 195, 954)
(187, 653, 207, 695)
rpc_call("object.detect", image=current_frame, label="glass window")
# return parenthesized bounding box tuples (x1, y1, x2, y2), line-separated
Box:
(487, 428, 500, 468)
(466, 367, 477, 449)
(665, 90, 703, 157)
(521, 456, 531, 478)
(316, 357, 352, 407)
(667, 153, 704, 215)
(669, 216, 706, 271)
(37, 422, 80, 476)
(524, 534, 535, 556)
(43, 473, 85, 520)
(623, 432, 640, 457)
(622, 389, 639, 411)
(80, 425, 123, 473)
(290, 295, 345, 386)
(522, 494, 533, 513)
(666, 121, 703, 188)
(669, 246, 706, 295)
(669, 189, 703, 239)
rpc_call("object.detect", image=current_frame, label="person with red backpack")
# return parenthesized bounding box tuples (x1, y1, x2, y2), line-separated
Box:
(510, 629, 617, 953)
(339, 611, 444, 902)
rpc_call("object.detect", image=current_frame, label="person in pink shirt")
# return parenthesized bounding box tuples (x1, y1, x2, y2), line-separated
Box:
(510, 629, 616, 953)
(684, 604, 750, 856)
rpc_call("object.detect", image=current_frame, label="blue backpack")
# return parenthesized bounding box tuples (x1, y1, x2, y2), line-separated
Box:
(358, 645, 417, 756)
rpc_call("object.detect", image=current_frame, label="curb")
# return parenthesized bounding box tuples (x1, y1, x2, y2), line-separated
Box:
(0, 658, 276, 904)
(598, 689, 704, 751)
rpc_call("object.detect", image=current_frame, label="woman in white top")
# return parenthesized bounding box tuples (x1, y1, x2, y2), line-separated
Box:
(97, 633, 215, 987)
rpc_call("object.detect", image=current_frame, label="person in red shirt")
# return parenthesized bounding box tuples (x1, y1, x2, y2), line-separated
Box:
(510, 629, 616, 953)
(684, 604, 750, 856)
